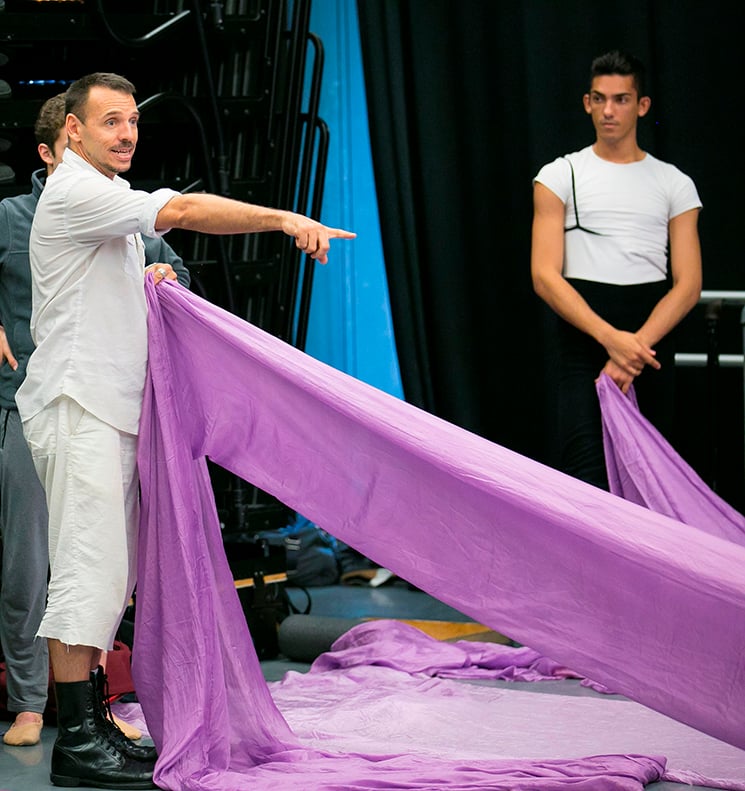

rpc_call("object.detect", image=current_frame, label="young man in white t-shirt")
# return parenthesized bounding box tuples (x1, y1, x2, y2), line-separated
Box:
(530, 50, 702, 489)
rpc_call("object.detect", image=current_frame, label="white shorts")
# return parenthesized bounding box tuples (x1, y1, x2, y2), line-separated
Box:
(23, 396, 139, 650)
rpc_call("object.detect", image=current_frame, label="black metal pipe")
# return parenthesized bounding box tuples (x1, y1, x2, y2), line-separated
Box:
(91, 2, 191, 47)
(137, 91, 235, 313)
(295, 118, 329, 352)
(705, 299, 722, 490)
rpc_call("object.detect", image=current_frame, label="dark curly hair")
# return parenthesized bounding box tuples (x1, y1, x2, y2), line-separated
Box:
(34, 92, 66, 149)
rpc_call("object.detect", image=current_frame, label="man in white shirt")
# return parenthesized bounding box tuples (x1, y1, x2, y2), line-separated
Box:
(16, 72, 355, 789)
(530, 50, 702, 490)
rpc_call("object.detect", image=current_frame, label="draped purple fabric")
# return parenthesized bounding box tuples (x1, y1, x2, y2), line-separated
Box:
(273, 621, 745, 788)
(134, 281, 745, 789)
(310, 619, 582, 682)
(597, 373, 745, 543)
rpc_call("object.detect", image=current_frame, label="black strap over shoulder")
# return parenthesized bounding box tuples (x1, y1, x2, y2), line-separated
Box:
(563, 157, 604, 236)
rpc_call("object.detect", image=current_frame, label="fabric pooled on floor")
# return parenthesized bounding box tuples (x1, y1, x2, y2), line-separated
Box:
(274, 623, 745, 789)
(311, 618, 582, 682)
(134, 280, 745, 790)
(114, 618, 745, 788)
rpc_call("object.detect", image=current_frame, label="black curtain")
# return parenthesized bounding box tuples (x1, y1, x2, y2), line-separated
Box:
(357, 0, 744, 507)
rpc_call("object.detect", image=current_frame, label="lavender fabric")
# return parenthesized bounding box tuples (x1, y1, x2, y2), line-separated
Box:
(134, 281, 744, 788)
(116, 621, 745, 788)
(311, 618, 581, 682)
(272, 628, 745, 789)
(597, 373, 745, 543)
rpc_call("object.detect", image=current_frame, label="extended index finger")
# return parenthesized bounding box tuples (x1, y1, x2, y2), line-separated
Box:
(327, 228, 357, 240)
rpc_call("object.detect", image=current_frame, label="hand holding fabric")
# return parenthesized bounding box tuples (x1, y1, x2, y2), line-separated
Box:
(145, 262, 178, 285)
(597, 357, 635, 393)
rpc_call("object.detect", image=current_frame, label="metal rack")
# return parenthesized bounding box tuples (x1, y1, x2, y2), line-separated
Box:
(1, 0, 328, 534)
(675, 290, 745, 495)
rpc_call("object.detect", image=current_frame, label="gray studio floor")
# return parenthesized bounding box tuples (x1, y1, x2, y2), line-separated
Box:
(0, 582, 734, 790)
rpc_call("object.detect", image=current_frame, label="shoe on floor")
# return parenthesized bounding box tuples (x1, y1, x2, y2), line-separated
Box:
(110, 712, 142, 741)
(3, 713, 44, 746)
(52, 679, 156, 789)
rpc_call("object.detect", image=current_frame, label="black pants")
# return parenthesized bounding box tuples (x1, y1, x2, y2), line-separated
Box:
(556, 279, 675, 490)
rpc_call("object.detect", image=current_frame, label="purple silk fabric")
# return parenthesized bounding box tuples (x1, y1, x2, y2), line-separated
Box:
(134, 281, 744, 789)
(597, 373, 745, 543)
(311, 619, 581, 682)
(274, 624, 745, 788)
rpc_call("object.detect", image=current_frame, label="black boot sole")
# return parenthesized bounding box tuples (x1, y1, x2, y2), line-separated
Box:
(50, 772, 157, 789)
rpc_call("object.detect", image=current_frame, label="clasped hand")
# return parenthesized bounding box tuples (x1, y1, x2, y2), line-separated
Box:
(599, 329, 660, 393)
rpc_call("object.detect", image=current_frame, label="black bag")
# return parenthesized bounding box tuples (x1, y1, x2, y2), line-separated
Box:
(254, 516, 340, 587)
(223, 533, 311, 659)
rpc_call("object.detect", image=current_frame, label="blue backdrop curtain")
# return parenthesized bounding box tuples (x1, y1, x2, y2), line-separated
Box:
(305, 0, 403, 400)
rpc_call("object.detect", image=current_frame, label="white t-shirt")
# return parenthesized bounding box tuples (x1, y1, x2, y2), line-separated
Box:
(16, 148, 180, 434)
(534, 146, 702, 285)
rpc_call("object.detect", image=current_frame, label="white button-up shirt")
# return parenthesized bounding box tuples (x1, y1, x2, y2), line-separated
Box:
(16, 148, 180, 434)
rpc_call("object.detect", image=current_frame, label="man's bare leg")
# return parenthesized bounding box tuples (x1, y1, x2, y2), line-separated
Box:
(47, 639, 100, 682)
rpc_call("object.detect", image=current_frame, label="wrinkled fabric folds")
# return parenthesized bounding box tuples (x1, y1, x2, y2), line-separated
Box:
(135, 281, 745, 789)
(311, 618, 581, 681)
(597, 373, 745, 543)
(275, 625, 745, 789)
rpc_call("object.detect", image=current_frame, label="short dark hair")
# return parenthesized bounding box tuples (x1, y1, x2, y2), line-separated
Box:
(34, 92, 67, 149)
(65, 72, 136, 121)
(590, 50, 646, 98)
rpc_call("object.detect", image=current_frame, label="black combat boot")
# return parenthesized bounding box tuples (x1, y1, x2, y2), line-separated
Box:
(51, 679, 156, 789)
(90, 666, 158, 763)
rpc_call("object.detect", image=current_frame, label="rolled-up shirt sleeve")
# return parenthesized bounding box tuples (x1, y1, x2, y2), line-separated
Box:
(140, 188, 180, 237)
(63, 176, 180, 246)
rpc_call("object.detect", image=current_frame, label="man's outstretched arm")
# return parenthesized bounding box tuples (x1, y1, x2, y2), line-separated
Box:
(156, 194, 355, 264)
